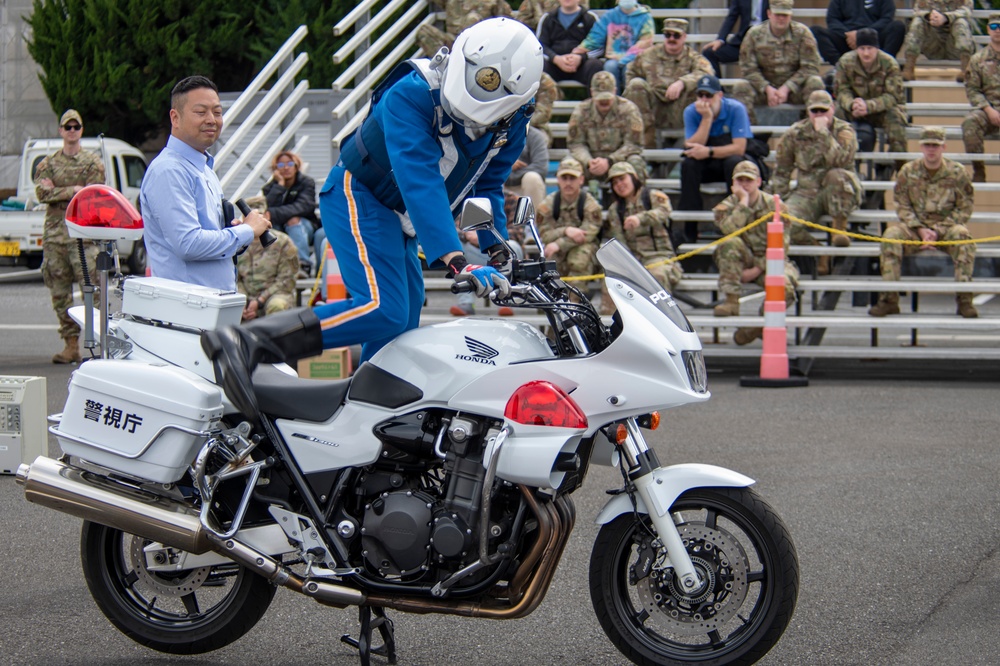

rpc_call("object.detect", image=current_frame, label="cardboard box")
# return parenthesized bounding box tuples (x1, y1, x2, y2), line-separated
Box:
(297, 347, 352, 380)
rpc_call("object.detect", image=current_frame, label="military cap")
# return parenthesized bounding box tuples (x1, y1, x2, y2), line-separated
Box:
(60, 109, 83, 126)
(590, 71, 617, 102)
(989, 12, 1000, 25)
(662, 18, 688, 35)
(608, 162, 638, 179)
(770, 0, 793, 15)
(696, 74, 722, 95)
(556, 156, 584, 177)
(732, 160, 761, 180)
(919, 126, 946, 145)
(856, 28, 878, 48)
(807, 90, 833, 111)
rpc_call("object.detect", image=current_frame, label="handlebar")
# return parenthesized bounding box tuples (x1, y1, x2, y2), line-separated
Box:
(450, 281, 476, 294)
(236, 199, 276, 248)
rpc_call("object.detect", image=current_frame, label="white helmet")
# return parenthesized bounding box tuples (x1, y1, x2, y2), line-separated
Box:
(440, 17, 543, 127)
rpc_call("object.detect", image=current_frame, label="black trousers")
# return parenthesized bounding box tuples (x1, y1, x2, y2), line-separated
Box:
(543, 58, 604, 87)
(678, 154, 744, 241)
(702, 42, 742, 77)
(811, 21, 906, 65)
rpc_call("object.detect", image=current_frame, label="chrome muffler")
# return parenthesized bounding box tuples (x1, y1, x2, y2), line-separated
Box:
(17, 456, 211, 554)
(16, 456, 367, 608)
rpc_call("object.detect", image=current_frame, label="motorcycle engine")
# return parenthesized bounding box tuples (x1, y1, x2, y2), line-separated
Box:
(361, 490, 434, 577)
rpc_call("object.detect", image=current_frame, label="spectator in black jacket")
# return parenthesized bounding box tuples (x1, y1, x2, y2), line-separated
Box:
(811, 0, 905, 65)
(536, 0, 603, 86)
(262, 150, 318, 275)
(702, 0, 770, 76)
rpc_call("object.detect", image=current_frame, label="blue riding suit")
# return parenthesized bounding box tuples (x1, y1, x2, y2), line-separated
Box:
(317, 60, 531, 362)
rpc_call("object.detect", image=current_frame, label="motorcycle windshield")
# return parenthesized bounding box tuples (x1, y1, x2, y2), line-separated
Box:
(597, 240, 694, 333)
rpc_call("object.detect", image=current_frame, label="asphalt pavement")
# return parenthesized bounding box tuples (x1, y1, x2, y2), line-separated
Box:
(2, 276, 1000, 665)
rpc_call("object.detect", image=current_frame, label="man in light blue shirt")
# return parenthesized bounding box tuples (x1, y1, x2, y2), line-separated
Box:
(140, 76, 270, 290)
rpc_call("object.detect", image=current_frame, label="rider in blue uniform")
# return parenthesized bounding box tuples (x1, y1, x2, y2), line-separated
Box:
(318, 18, 544, 362)
(202, 19, 544, 375)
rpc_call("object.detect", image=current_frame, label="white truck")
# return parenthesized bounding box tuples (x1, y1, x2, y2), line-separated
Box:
(0, 137, 148, 273)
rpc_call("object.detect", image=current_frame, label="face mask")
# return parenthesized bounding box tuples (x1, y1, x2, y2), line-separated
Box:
(619, 0, 638, 10)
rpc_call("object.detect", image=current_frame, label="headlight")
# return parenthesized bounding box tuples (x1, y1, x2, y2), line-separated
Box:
(682, 350, 708, 394)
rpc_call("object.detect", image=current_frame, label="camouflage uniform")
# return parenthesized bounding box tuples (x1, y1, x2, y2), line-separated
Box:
(515, 0, 558, 31)
(730, 21, 825, 124)
(901, 0, 975, 61)
(536, 190, 604, 277)
(34, 149, 105, 341)
(880, 156, 975, 282)
(833, 49, 908, 153)
(237, 230, 300, 316)
(604, 186, 682, 291)
(567, 97, 647, 182)
(712, 190, 798, 300)
(624, 44, 714, 147)
(773, 116, 862, 247)
(415, 0, 512, 54)
(962, 44, 1000, 179)
(531, 72, 560, 147)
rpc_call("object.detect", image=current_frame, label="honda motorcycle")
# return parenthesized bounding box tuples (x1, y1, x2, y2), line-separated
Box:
(17, 193, 799, 665)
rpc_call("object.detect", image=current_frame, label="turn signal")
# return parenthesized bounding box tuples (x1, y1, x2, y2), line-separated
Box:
(615, 424, 627, 445)
(637, 412, 660, 430)
(504, 381, 588, 428)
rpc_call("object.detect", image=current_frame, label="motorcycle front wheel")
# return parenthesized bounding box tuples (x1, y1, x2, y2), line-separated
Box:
(590, 487, 798, 666)
(80, 521, 277, 654)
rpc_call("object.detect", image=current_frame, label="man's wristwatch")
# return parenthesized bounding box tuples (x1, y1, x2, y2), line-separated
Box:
(709, 147, 715, 158)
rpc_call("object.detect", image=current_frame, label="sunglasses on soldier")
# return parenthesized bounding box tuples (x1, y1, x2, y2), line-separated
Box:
(62, 124, 81, 131)
(990, 22, 1000, 30)
(664, 31, 684, 39)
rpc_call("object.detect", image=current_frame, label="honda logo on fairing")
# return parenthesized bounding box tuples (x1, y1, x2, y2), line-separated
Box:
(456, 336, 498, 365)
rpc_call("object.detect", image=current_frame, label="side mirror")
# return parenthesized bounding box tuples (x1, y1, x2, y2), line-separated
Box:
(512, 197, 534, 228)
(459, 197, 495, 232)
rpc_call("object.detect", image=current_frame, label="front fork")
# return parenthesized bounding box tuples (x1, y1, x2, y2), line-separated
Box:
(619, 418, 703, 593)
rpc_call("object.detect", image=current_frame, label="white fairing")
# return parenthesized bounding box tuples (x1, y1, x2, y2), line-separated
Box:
(277, 401, 385, 474)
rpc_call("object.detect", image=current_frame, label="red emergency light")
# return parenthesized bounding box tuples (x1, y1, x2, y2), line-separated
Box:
(65, 184, 144, 241)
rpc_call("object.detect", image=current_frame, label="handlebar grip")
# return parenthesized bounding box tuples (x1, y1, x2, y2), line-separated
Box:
(450, 281, 476, 294)
(236, 198, 276, 247)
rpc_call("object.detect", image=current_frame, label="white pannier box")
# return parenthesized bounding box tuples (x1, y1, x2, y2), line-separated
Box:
(122, 276, 245, 330)
(55, 360, 224, 483)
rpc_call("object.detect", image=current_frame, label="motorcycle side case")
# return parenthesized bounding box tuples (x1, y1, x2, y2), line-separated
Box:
(54, 360, 224, 483)
(122, 276, 245, 330)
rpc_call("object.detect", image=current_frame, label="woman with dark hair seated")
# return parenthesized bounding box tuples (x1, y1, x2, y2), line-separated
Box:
(262, 150, 318, 275)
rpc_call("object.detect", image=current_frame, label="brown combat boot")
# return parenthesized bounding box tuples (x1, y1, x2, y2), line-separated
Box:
(816, 255, 831, 276)
(52, 336, 81, 364)
(733, 327, 763, 346)
(713, 293, 741, 317)
(972, 162, 987, 183)
(901, 55, 917, 81)
(868, 293, 900, 317)
(957, 55, 971, 83)
(956, 293, 979, 318)
(831, 215, 851, 247)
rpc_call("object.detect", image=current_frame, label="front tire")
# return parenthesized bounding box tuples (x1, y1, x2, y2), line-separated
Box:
(80, 521, 277, 654)
(590, 487, 798, 665)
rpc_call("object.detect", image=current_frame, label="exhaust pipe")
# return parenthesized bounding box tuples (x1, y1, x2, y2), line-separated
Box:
(17, 456, 212, 554)
(17, 457, 367, 608)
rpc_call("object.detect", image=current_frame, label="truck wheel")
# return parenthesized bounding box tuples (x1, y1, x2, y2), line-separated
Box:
(127, 239, 147, 275)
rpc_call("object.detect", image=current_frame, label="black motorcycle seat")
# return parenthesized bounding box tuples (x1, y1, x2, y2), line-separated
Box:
(252, 364, 350, 422)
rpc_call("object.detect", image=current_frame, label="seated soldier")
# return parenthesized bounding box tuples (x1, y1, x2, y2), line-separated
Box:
(536, 156, 604, 280)
(600, 161, 681, 314)
(712, 160, 799, 345)
(415, 0, 512, 54)
(568, 71, 647, 185)
(900, 0, 975, 82)
(236, 228, 300, 322)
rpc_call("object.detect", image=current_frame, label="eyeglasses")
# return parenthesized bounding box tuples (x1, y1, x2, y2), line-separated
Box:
(62, 124, 81, 131)
(697, 92, 715, 99)
(808, 107, 828, 114)
(664, 31, 684, 40)
(275, 161, 296, 168)
(990, 22, 1000, 30)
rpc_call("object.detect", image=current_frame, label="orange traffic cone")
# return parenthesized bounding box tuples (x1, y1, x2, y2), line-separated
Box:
(324, 241, 347, 302)
(740, 196, 808, 388)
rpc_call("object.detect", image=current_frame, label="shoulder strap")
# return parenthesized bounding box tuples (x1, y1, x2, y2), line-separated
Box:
(554, 191, 561, 220)
(577, 194, 586, 220)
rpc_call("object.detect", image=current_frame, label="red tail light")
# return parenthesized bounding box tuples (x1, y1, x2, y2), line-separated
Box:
(504, 381, 588, 428)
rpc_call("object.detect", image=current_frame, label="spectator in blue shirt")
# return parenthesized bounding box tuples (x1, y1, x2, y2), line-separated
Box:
(677, 74, 753, 242)
(577, 0, 655, 93)
(140, 76, 271, 290)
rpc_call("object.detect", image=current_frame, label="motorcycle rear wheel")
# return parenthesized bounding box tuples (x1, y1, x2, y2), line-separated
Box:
(80, 521, 277, 654)
(589, 487, 798, 666)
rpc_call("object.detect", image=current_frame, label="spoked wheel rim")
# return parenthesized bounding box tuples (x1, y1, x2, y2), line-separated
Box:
(606, 494, 781, 662)
(99, 529, 248, 631)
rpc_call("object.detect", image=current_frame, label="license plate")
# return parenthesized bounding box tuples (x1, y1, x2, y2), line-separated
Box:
(0, 240, 21, 257)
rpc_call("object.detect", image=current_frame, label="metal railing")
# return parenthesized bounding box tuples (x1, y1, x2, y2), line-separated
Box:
(214, 26, 311, 201)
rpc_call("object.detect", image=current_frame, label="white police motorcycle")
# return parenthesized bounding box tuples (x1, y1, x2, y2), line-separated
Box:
(17, 188, 798, 665)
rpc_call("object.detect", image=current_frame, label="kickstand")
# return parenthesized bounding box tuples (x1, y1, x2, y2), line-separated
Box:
(341, 605, 397, 665)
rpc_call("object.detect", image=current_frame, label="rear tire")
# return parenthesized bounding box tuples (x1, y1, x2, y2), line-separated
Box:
(80, 521, 276, 654)
(589, 487, 798, 665)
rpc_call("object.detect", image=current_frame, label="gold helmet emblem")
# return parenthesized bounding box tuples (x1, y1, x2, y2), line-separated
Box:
(475, 66, 501, 92)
